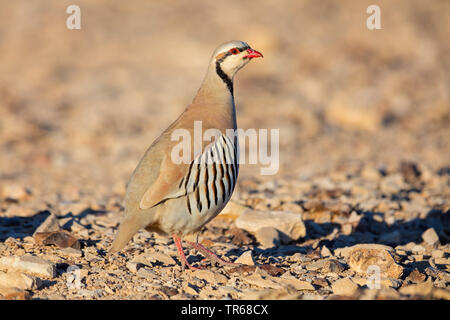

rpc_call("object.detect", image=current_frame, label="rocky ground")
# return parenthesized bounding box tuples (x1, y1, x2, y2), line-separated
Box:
(0, 0, 449, 300)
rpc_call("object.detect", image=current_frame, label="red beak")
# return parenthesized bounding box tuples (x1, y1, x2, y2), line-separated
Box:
(244, 48, 263, 59)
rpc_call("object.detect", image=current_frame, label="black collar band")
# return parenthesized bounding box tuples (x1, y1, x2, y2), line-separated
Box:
(215, 61, 233, 95)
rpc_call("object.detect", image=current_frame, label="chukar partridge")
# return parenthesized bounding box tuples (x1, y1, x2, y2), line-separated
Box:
(110, 40, 263, 270)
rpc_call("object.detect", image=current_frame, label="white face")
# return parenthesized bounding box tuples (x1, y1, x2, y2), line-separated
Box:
(212, 41, 260, 78)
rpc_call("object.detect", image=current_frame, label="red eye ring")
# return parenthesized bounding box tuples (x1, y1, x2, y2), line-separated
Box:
(229, 48, 240, 55)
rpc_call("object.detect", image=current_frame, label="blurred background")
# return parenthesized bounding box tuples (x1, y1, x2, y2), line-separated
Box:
(0, 0, 449, 213)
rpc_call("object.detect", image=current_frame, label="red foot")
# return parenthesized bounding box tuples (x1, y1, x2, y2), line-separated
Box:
(185, 240, 239, 267)
(172, 234, 201, 271)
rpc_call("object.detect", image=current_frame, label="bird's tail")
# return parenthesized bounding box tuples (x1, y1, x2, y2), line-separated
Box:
(109, 213, 145, 254)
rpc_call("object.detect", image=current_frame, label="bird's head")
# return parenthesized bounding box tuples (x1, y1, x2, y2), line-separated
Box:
(212, 40, 263, 83)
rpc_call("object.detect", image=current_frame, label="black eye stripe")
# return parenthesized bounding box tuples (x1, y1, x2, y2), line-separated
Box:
(217, 46, 250, 63)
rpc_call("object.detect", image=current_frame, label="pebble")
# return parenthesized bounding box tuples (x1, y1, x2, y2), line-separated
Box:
(33, 213, 60, 236)
(234, 250, 255, 266)
(136, 267, 158, 279)
(243, 270, 281, 289)
(342, 244, 404, 278)
(342, 223, 352, 235)
(60, 247, 83, 258)
(1, 184, 30, 201)
(321, 246, 332, 257)
(235, 209, 306, 240)
(380, 174, 407, 194)
(331, 277, 359, 296)
(183, 283, 199, 295)
(422, 228, 439, 246)
(406, 269, 426, 283)
(218, 201, 249, 220)
(411, 245, 425, 253)
(0, 271, 41, 290)
(255, 227, 280, 248)
(126, 261, 142, 273)
(34, 231, 80, 249)
(399, 281, 434, 297)
(276, 276, 315, 291)
(0, 286, 31, 300)
(190, 270, 228, 284)
(0, 255, 56, 278)
(431, 250, 444, 259)
(133, 252, 176, 266)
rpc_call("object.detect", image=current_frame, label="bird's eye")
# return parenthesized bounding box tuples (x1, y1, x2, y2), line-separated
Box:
(229, 48, 240, 55)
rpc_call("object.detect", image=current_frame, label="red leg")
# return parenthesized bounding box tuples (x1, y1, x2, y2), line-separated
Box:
(185, 240, 239, 266)
(172, 234, 201, 271)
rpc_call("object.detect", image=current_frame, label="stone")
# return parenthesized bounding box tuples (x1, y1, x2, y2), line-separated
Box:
(255, 227, 280, 248)
(243, 270, 281, 289)
(136, 267, 158, 279)
(0, 271, 41, 290)
(361, 166, 381, 181)
(323, 259, 346, 273)
(399, 281, 434, 297)
(431, 250, 444, 258)
(340, 244, 403, 278)
(218, 201, 249, 220)
(34, 231, 80, 249)
(280, 202, 304, 213)
(191, 270, 228, 284)
(229, 264, 285, 277)
(68, 220, 87, 232)
(305, 259, 324, 271)
(332, 277, 359, 296)
(348, 211, 362, 224)
(342, 223, 352, 235)
(1, 184, 30, 201)
(0, 286, 31, 300)
(434, 257, 449, 265)
(228, 227, 253, 246)
(422, 228, 439, 246)
(0, 255, 56, 278)
(183, 283, 200, 295)
(134, 252, 176, 266)
(234, 250, 255, 266)
(380, 174, 407, 194)
(406, 269, 426, 283)
(33, 213, 60, 236)
(239, 288, 297, 300)
(411, 245, 425, 253)
(276, 276, 314, 291)
(321, 246, 332, 257)
(5, 206, 34, 218)
(335, 243, 395, 258)
(312, 278, 329, 287)
(60, 247, 82, 258)
(235, 209, 306, 240)
(126, 261, 142, 273)
(432, 288, 450, 300)
(399, 161, 421, 184)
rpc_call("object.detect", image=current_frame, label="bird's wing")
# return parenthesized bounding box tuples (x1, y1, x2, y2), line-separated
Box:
(139, 133, 237, 210)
